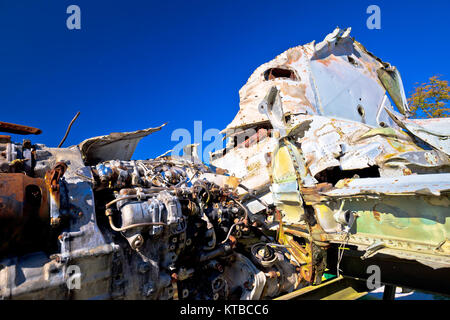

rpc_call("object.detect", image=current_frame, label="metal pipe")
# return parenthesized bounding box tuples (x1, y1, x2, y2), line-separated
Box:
(58, 111, 80, 147)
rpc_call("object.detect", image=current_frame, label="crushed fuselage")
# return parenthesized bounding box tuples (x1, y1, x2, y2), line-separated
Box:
(1, 28, 449, 299)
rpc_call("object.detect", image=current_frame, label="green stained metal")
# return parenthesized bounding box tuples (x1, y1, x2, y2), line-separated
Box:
(377, 67, 408, 115)
(342, 195, 450, 245)
(359, 127, 399, 139)
(271, 138, 308, 223)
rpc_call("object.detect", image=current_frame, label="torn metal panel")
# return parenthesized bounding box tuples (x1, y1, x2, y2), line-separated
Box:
(376, 67, 410, 115)
(2, 28, 450, 300)
(270, 137, 318, 224)
(208, 29, 450, 284)
(382, 150, 450, 174)
(210, 27, 450, 286)
(326, 197, 450, 269)
(78, 123, 166, 165)
(224, 41, 318, 132)
(211, 134, 278, 192)
(287, 114, 421, 177)
(40, 146, 108, 252)
(401, 117, 450, 155)
(309, 33, 391, 127)
(316, 174, 450, 268)
(222, 27, 400, 135)
(324, 173, 450, 197)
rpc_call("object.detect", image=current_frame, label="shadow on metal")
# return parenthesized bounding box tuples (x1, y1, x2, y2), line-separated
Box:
(274, 276, 368, 300)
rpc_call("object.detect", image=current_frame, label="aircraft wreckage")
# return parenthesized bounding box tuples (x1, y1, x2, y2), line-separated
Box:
(1, 27, 449, 300)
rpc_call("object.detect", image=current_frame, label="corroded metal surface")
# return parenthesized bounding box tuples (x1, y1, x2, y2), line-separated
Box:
(211, 27, 450, 295)
(1, 28, 449, 300)
(0, 173, 49, 255)
(0, 121, 42, 135)
(223, 27, 400, 133)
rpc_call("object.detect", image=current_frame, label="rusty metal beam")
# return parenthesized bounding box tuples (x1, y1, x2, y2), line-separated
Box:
(0, 121, 42, 135)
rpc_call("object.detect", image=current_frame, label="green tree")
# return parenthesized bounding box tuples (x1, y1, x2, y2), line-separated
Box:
(408, 75, 450, 118)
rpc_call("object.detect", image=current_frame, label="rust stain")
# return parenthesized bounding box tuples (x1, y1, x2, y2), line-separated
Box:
(286, 48, 302, 64)
(315, 54, 338, 67)
(373, 210, 381, 221)
(0, 121, 42, 135)
(403, 168, 412, 176)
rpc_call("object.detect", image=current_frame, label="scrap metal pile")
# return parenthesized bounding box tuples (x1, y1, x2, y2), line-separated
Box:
(0, 28, 449, 299)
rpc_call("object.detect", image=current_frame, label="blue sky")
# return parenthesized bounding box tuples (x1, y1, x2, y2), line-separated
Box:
(1, 0, 449, 160)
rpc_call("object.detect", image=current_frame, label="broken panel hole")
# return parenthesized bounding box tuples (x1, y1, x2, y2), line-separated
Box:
(357, 104, 366, 123)
(264, 68, 298, 81)
(314, 166, 381, 186)
(292, 236, 307, 247)
(357, 105, 365, 117)
(25, 184, 42, 211)
(231, 124, 274, 149)
(304, 205, 317, 226)
(347, 55, 360, 67)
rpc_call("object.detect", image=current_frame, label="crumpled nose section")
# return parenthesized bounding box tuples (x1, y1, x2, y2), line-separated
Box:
(224, 27, 407, 135)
